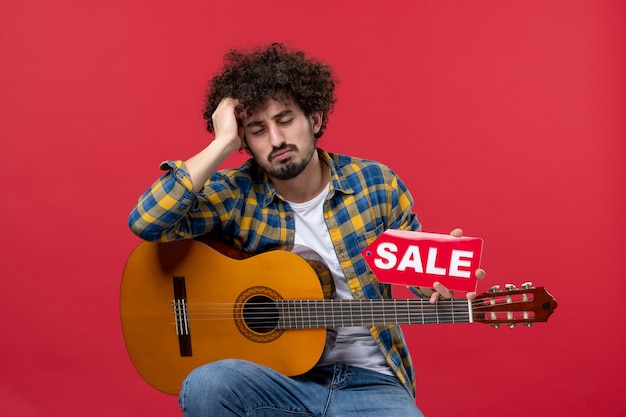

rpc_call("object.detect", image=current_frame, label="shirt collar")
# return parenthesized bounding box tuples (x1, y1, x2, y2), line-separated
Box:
(318, 148, 355, 198)
(259, 148, 355, 208)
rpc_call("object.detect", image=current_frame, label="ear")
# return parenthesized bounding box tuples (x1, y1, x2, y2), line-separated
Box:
(241, 135, 253, 156)
(309, 111, 324, 134)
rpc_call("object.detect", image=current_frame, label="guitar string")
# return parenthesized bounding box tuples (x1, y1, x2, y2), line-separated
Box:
(179, 300, 468, 317)
(177, 293, 526, 308)
(179, 298, 525, 312)
(171, 298, 531, 326)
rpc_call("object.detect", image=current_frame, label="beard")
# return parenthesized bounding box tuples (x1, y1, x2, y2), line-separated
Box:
(265, 142, 316, 180)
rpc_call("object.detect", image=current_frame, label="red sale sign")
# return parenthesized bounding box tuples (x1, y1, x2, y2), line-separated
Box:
(361, 230, 484, 292)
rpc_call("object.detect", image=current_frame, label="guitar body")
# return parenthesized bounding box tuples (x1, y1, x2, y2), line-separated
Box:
(120, 239, 328, 395)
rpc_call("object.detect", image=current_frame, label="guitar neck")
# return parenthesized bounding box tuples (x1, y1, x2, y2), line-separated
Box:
(276, 298, 472, 329)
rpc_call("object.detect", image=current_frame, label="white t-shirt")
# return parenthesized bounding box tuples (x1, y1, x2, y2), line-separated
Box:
(287, 184, 392, 375)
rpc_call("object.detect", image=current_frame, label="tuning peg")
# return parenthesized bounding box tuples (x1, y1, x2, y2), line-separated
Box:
(508, 323, 517, 328)
(489, 285, 500, 292)
(505, 284, 516, 290)
(491, 324, 500, 328)
(525, 323, 533, 328)
(521, 282, 532, 319)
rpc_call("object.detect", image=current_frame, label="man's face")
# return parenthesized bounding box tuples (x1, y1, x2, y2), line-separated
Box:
(241, 99, 322, 180)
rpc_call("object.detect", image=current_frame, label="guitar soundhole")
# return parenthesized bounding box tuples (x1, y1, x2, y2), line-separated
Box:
(243, 296, 279, 333)
(234, 286, 285, 343)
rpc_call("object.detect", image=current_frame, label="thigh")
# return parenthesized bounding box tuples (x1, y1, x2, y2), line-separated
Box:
(326, 366, 424, 417)
(179, 359, 329, 417)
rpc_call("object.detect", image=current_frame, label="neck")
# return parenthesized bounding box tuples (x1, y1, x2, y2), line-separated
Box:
(272, 151, 329, 203)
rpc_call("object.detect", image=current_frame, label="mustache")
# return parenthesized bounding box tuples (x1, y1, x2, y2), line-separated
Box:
(268, 144, 298, 162)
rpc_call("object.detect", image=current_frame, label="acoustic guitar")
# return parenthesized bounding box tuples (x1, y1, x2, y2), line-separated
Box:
(120, 238, 557, 395)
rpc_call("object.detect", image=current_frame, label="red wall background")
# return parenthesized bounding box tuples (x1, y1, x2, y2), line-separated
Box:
(1, 1, 624, 416)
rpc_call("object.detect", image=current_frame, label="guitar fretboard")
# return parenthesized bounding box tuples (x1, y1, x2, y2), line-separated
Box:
(275, 299, 473, 329)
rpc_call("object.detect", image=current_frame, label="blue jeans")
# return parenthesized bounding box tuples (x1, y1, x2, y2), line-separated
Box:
(179, 359, 424, 417)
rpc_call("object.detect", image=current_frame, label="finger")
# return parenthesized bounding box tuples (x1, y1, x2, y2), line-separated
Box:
(449, 228, 463, 237)
(475, 268, 486, 280)
(215, 97, 236, 114)
(433, 281, 453, 297)
(222, 96, 239, 107)
(466, 291, 477, 300)
(430, 281, 454, 304)
(429, 292, 440, 304)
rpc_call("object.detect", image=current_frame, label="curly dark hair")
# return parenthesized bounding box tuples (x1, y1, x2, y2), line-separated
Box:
(203, 43, 337, 139)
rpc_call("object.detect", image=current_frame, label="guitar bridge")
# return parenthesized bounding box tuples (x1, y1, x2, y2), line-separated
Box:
(173, 276, 192, 356)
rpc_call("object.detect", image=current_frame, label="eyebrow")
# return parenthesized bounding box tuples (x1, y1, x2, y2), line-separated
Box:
(245, 109, 294, 129)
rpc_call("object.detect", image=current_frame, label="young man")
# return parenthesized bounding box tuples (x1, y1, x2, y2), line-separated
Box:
(129, 43, 483, 417)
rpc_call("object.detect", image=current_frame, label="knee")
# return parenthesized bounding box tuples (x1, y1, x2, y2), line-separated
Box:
(182, 359, 247, 395)
(179, 360, 250, 416)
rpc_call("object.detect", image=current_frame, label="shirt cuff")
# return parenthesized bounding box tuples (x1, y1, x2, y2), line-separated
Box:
(159, 160, 194, 191)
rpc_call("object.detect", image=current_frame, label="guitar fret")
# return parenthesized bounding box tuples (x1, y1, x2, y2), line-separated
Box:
(277, 300, 284, 329)
(294, 300, 302, 329)
(404, 300, 409, 324)
(349, 300, 353, 326)
(339, 299, 345, 327)
(295, 300, 301, 328)
(316, 300, 321, 328)
(359, 298, 364, 326)
(449, 301, 454, 324)
(392, 300, 396, 325)
(281, 300, 286, 329)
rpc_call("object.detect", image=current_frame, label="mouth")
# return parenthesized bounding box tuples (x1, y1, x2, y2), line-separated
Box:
(270, 146, 296, 162)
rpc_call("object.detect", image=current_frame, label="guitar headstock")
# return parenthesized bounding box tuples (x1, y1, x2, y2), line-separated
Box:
(472, 282, 558, 328)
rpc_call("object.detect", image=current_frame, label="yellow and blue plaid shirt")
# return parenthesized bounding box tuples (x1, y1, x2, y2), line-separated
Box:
(129, 148, 422, 396)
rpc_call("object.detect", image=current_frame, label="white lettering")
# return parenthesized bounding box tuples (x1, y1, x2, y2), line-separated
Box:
(373, 242, 398, 270)
(425, 247, 447, 275)
(449, 250, 474, 278)
(397, 245, 424, 272)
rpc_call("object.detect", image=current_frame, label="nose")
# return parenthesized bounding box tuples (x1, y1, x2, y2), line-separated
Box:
(268, 124, 285, 147)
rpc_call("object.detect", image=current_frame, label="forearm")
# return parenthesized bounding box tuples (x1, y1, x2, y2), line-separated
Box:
(185, 138, 240, 193)
(128, 162, 203, 241)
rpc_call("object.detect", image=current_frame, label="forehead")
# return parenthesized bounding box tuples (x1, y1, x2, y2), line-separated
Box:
(243, 98, 303, 120)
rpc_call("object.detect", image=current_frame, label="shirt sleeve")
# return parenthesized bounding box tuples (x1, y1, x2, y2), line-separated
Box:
(387, 170, 421, 233)
(128, 160, 205, 241)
